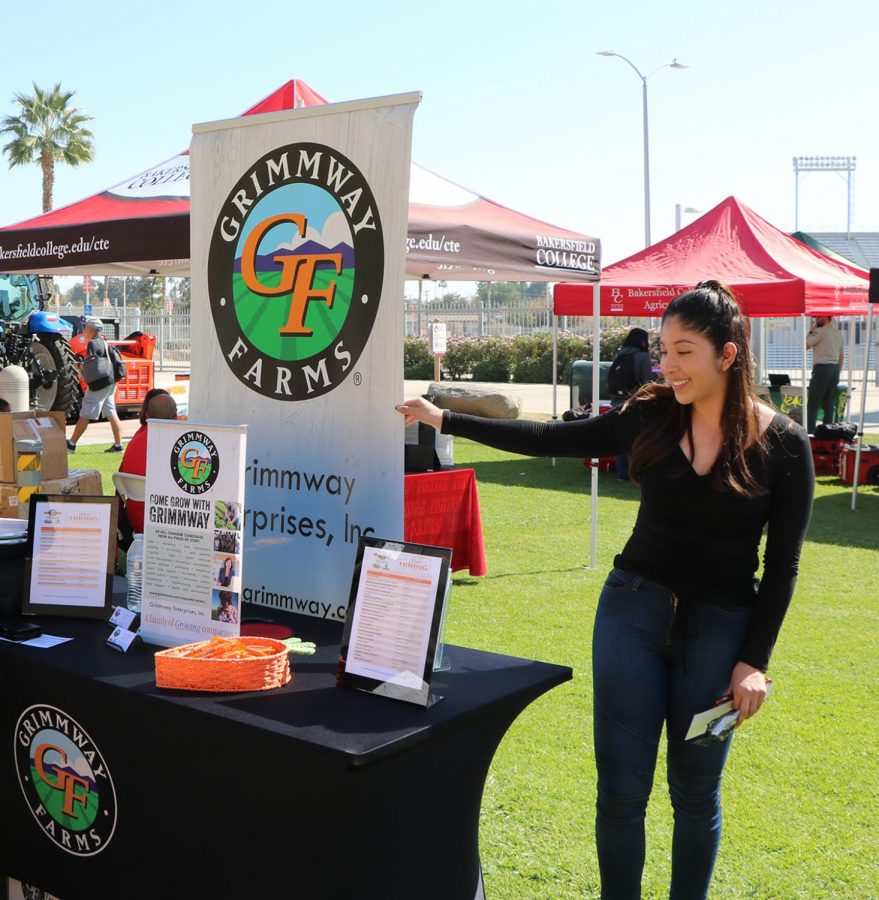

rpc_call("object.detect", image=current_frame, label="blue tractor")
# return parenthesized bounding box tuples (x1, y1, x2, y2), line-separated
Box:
(0, 274, 81, 418)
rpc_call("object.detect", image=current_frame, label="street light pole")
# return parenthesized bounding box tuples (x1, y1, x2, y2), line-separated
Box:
(597, 51, 688, 247)
(642, 77, 650, 247)
(675, 204, 703, 232)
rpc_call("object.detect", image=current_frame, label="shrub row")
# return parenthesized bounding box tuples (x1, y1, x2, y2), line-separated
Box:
(404, 326, 659, 383)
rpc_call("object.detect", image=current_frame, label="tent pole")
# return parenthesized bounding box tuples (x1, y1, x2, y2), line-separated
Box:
(801, 314, 808, 430)
(845, 316, 856, 422)
(851, 303, 875, 510)
(585, 281, 601, 571)
(551, 307, 558, 468)
(760, 318, 767, 386)
(552, 309, 558, 421)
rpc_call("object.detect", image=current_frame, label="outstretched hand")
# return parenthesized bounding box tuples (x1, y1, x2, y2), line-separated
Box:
(726, 661, 768, 722)
(394, 397, 444, 431)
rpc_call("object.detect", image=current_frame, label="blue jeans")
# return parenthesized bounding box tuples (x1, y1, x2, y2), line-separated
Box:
(592, 568, 753, 900)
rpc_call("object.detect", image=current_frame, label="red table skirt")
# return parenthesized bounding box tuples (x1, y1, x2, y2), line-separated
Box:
(404, 468, 487, 576)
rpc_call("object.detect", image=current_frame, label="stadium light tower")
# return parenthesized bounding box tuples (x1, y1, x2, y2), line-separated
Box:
(793, 155, 856, 238)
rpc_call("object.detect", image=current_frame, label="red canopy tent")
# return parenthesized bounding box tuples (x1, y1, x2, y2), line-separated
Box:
(554, 195, 869, 317)
(0, 80, 599, 285)
(0, 81, 328, 277)
(553, 196, 875, 514)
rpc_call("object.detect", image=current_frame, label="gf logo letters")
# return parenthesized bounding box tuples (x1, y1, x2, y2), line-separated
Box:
(34, 743, 90, 818)
(241, 213, 343, 338)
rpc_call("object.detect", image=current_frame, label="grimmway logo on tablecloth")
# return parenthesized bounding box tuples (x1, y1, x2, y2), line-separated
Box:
(207, 142, 384, 401)
(14, 705, 117, 856)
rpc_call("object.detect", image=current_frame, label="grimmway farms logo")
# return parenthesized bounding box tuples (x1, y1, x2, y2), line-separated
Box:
(172, 430, 219, 494)
(208, 142, 384, 400)
(15, 705, 117, 856)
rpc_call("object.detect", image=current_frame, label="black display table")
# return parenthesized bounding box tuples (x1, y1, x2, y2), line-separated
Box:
(0, 605, 571, 899)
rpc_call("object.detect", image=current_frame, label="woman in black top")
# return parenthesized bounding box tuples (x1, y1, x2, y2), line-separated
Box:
(397, 282, 814, 899)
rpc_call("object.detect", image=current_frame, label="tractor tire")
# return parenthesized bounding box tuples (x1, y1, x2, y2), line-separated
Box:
(867, 465, 879, 486)
(29, 334, 82, 420)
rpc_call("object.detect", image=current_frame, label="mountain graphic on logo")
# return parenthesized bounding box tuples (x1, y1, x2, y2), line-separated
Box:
(234, 240, 355, 273)
(39, 761, 98, 795)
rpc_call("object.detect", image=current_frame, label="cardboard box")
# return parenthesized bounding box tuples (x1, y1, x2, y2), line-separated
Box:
(0, 469, 102, 518)
(40, 468, 103, 497)
(0, 483, 20, 517)
(0, 411, 68, 484)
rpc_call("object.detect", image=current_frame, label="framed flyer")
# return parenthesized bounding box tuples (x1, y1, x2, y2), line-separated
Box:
(338, 537, 452, 707)
(22, 494, 117, 618)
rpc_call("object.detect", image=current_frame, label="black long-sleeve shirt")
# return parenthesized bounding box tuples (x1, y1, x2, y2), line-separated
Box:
(442, 400, 814, 670)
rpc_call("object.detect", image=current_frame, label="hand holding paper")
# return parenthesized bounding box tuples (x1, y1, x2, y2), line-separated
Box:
(686, 680, 774, 744)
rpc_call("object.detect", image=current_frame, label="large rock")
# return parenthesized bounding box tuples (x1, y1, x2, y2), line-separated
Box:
(426, 382, 521, 419)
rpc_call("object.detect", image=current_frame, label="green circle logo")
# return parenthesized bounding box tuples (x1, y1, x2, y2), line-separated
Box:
(171, 431, 219, 494)
(15, 705, 117, 856)
(208, 142, 384, 401)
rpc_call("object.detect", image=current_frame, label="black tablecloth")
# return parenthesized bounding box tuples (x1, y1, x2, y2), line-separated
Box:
(0, 603, 571, 899)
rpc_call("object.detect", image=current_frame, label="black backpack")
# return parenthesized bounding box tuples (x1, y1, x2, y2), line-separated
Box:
(813, 422, 856, 442)
(607, 353, 639, 399)
(109, 344, 126, 383)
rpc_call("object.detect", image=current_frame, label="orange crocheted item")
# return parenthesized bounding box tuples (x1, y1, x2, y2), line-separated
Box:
(155, 636, 291, 692)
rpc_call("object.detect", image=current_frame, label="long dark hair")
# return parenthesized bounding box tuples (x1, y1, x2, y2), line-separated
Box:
(621, 327, 649, 352)
(628, 281, 766, 495)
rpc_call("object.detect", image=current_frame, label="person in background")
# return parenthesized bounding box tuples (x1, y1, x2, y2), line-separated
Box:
(117, 390, 177, 536)
(397, 281, 814, 899)
(607, 327, 653, 480)
(137, 387, 171, 427)
(67, 317, 124, 453)
(0, 398, 10, 413)
(806, 315, 844, 434)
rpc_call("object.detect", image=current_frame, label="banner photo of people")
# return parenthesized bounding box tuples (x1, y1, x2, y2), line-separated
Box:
(140, 419, 247, 647)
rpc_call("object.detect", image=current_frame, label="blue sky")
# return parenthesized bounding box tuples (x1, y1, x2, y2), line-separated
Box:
(2, 0, 878, 282)
(237, 184, 348, 256)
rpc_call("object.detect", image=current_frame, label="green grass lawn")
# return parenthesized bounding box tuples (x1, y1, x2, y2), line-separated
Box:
(446, 438, 878, 899)
(76, 436, 879, 898)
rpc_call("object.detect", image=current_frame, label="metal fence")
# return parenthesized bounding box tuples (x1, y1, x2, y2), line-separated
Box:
(62, 305, 192, 373)
(64, 302, 878, 382)
(405, 302, 878, 383)
(404, 301, 555, 338)
(760, 318, 877, 381)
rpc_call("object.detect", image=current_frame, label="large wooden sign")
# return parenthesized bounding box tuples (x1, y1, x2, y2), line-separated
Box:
(189, 94, 419, 621)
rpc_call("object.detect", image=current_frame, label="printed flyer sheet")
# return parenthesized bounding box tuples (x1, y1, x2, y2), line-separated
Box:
(140, 420, 247, 647)
(344, 544, 445, 689)
(28, 499, 112, 608)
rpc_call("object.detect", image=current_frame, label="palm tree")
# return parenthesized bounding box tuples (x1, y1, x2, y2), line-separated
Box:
(1, 82, 95, 212)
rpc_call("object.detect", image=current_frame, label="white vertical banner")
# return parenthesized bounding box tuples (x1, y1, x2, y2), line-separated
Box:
(189, 93, 419, 622)
(140, 420, 247, 647)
